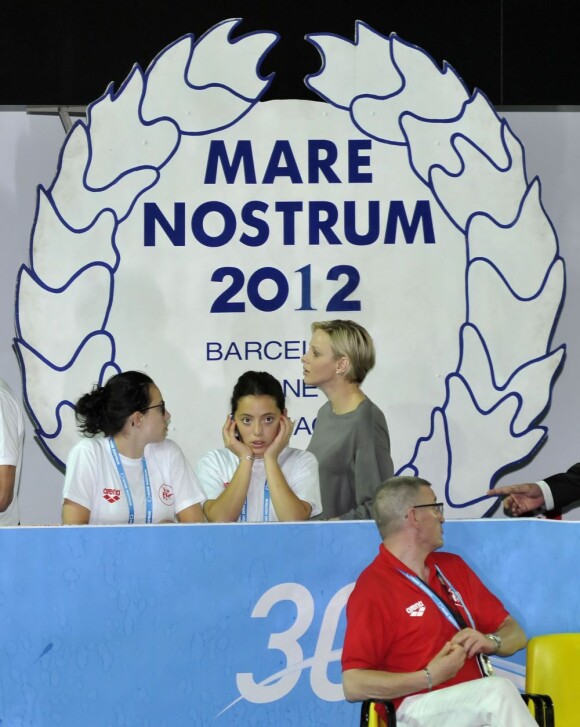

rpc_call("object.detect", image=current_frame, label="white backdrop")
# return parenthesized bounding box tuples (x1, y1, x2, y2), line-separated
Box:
(1, 107, 579, 525)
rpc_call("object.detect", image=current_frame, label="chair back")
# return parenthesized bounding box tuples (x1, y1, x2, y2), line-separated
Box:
(360, 700, 392, 726)
(368, 703, 385, 727)
(526, 632, 580, 727)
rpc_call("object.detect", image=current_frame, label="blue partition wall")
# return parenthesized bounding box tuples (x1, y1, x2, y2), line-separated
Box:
(1, 520, 578, 726)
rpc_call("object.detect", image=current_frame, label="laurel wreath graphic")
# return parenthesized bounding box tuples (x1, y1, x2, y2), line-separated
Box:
(15, 20, 564, 516)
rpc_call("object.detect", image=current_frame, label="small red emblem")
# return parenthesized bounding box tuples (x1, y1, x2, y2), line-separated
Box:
(159, 484, 174, 506)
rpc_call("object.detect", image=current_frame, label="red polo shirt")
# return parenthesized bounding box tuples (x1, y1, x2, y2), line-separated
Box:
(342, 546, 509, 709)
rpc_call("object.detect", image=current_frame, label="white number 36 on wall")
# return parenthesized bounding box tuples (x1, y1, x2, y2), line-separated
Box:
(234, 582, 354, 706)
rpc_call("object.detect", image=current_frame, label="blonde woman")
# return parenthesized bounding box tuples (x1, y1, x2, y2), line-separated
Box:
(302, 320, 393, 519)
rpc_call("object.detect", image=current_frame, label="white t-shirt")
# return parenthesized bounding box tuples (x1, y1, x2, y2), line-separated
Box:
(63, 437, 205, 524)
(0, 378, 25, 526)
(194, 447, 322, 522)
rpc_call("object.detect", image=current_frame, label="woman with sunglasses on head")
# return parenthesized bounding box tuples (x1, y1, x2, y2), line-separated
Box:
(195, 370, 321, 522)
(301, 319, 394, 520)
(62, 371, 205, 525)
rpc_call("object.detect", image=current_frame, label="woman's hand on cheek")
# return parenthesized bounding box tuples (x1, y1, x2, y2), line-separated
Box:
(222, 415, 253, 460)
(264, 415, 293, 461)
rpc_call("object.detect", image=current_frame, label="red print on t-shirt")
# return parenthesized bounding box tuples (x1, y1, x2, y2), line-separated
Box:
(159, 484, 174, 506)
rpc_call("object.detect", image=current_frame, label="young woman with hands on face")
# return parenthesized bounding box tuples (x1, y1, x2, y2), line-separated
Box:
(195, 371, 321, 522)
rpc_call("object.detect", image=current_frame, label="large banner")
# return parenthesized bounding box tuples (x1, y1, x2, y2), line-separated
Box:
(0, 520, 578, 725)
(15, 21, 564, 517)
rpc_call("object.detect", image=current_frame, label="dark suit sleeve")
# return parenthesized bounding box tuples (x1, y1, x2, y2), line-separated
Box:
(545, 463, 580, 509)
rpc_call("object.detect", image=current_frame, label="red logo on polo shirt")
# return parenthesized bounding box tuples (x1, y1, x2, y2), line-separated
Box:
(159, 484, 174, 506)
(103, 488, 121, 503)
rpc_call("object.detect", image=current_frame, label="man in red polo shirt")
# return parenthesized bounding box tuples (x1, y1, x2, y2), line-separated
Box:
(342, 476, 537, 726)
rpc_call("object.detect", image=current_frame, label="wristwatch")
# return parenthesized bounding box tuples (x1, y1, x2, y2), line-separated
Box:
(486, 633, 502, 653)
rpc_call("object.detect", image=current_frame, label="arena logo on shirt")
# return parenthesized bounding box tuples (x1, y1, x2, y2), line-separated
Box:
(159, 484, 174, 506)
(405, 600, 426, 617)
(102, 487, 121, 503)
(16, 20, 564, 519)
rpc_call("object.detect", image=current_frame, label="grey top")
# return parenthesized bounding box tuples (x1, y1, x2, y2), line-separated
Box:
(307, 398, 394, 520)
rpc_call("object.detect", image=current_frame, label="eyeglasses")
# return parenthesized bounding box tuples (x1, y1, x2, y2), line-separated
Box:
(143, 400, 166, 416)
(406, 502, 444, 517)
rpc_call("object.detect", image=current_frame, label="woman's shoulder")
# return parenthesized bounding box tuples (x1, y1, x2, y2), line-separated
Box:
(359, 397, 384, 415)
(280, 447, 317, 465)
(360, 398, 388, 427)
(65, 437, 111, 478)
(145, 437, 188, 460)
(67, 435, 107, 459)
(348, 399, 390, 448)
(195, 447, 237, 468)
(314, 400, 333, 419)
(148, 437, 178, 451)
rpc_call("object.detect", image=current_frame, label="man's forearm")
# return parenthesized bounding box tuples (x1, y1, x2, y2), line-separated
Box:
(342, 667, 428, 703)
(494, 615, 527, 657)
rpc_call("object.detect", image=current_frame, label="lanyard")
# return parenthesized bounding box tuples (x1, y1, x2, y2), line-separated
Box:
(398, 565, 476, 630)
(399, 565, 493, 677)
(434, 567, 475, 628)
(108, 438, 153, 524)
(240, 480, 270, 522)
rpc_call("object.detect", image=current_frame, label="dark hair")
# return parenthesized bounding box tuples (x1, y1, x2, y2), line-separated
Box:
(230, 371, 285, 414)
(75, 371, 154, 436)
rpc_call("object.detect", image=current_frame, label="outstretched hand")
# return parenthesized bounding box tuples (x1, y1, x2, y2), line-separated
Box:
(487, 483, 545, 516)
(264, 415, 294, 461)
(222, 415, 253, 459)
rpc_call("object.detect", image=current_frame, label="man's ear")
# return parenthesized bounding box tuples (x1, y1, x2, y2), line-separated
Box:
(406, 507, 420, 528)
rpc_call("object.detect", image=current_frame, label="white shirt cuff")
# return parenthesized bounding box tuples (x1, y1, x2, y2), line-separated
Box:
(537, 480, 555, 511)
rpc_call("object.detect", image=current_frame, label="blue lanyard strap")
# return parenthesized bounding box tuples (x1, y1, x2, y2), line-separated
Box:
(108, 438, 153, 524)
(434, 566, 476, 628)
(240, 480, 270, 522)
(398, 566, 476, 630)
(263, 481, 270, 521)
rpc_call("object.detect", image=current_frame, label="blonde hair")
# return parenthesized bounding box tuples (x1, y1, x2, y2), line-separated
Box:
(311, 319, 376, 384)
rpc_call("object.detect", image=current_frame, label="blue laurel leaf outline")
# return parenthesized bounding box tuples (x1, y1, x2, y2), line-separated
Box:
(402, 95, 512, 186)
(49, 122, 163, 224)
(305, 22, 405, 112)
(28, 188, 122, 282)
(456, 323, 567, 401)
(401, 370, 551, 514)
(14, 332, 120, 467)
(137, 23, 279, 138)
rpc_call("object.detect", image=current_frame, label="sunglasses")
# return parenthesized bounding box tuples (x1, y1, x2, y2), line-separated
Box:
(143, 400, 166, 416)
